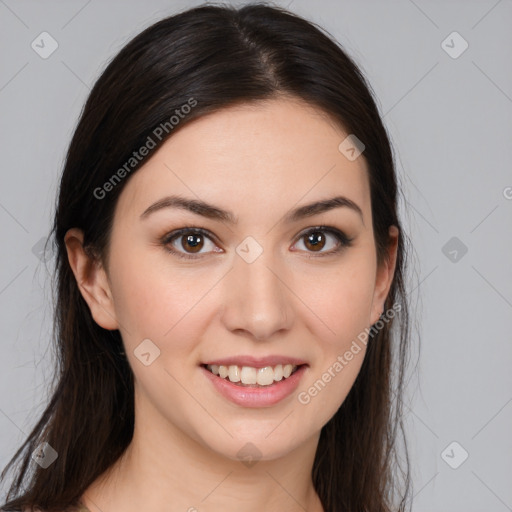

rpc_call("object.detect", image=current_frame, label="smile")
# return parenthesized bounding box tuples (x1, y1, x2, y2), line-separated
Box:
(205, 363, 299, 387)
(201, 361, 307, 407)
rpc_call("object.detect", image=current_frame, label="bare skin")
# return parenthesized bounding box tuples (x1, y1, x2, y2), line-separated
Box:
(65, 96, 398, 512)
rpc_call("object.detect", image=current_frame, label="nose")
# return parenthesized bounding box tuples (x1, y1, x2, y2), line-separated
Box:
(220, 250, 294, 341)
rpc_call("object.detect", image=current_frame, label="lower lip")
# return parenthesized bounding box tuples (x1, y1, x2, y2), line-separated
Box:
(201, 365, 307, 408)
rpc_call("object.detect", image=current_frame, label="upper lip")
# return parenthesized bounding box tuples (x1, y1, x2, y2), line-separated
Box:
(202, 355, 308, 368)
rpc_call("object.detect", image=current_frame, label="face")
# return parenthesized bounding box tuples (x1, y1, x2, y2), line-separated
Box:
(68, 97, 398, 463)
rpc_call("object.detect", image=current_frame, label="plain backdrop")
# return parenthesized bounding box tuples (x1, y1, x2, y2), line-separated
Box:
(1, 1, 511, 510)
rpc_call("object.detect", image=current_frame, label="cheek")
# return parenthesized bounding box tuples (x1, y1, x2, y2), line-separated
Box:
(108, 245, 215, 353)
(298, 252, 376, 346)
(110, 237, 377, 357)
(292, 251, 375, 423)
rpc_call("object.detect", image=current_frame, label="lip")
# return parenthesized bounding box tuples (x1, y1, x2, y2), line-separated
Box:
(201, 363, 307, 408)
(202, 355, 308, 367)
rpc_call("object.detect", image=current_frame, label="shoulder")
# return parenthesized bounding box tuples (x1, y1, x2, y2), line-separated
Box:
(21, 507, 89, 512)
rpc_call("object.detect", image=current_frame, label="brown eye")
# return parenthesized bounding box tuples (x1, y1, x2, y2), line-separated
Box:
(303, 231, 327, 252)
(181, 232, 204, 253)
(293, 227, 353, 257)
(162, 227, 221, 260)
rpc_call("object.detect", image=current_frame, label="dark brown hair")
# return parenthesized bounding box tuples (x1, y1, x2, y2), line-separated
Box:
(1, 3, 413, 511)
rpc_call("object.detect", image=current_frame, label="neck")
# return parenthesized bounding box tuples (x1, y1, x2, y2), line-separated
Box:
(81, 391, 324, 512)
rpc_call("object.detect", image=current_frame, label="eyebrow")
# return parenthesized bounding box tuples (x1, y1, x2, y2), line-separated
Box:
(140, 194, 364, 224)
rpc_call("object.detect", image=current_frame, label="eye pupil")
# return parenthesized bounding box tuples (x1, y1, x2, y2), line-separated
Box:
(183, 233, 203, 253)
(305, 231, 326, 252)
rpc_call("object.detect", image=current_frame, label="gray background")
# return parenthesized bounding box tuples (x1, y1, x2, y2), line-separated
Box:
(1, 0, 511, 510)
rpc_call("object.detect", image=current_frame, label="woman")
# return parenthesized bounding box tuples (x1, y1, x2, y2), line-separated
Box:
(1, 3, 413, 511)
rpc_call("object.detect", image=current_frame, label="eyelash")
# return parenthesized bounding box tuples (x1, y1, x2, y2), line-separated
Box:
(160, 225, 353, 261)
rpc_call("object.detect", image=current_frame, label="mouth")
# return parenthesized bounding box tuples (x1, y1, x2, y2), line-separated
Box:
(202, 363, 303, 387)
(200, 355, 308, 407)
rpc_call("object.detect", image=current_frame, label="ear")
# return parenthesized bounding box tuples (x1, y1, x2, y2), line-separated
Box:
(64, 228, 119, 330)
(370, 225, 399, 325)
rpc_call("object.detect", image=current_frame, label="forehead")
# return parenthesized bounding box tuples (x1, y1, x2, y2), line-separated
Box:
(116, 97, 371, 224)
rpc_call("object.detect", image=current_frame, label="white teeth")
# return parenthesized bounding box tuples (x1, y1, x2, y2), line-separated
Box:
(240, 366, 257, 385)
(206, 363, 299, 386)
(228, 365, 241, 383)
(256, 366, 274, 386)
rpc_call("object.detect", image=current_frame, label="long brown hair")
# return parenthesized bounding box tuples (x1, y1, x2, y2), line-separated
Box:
(1, 3, 414, 511)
